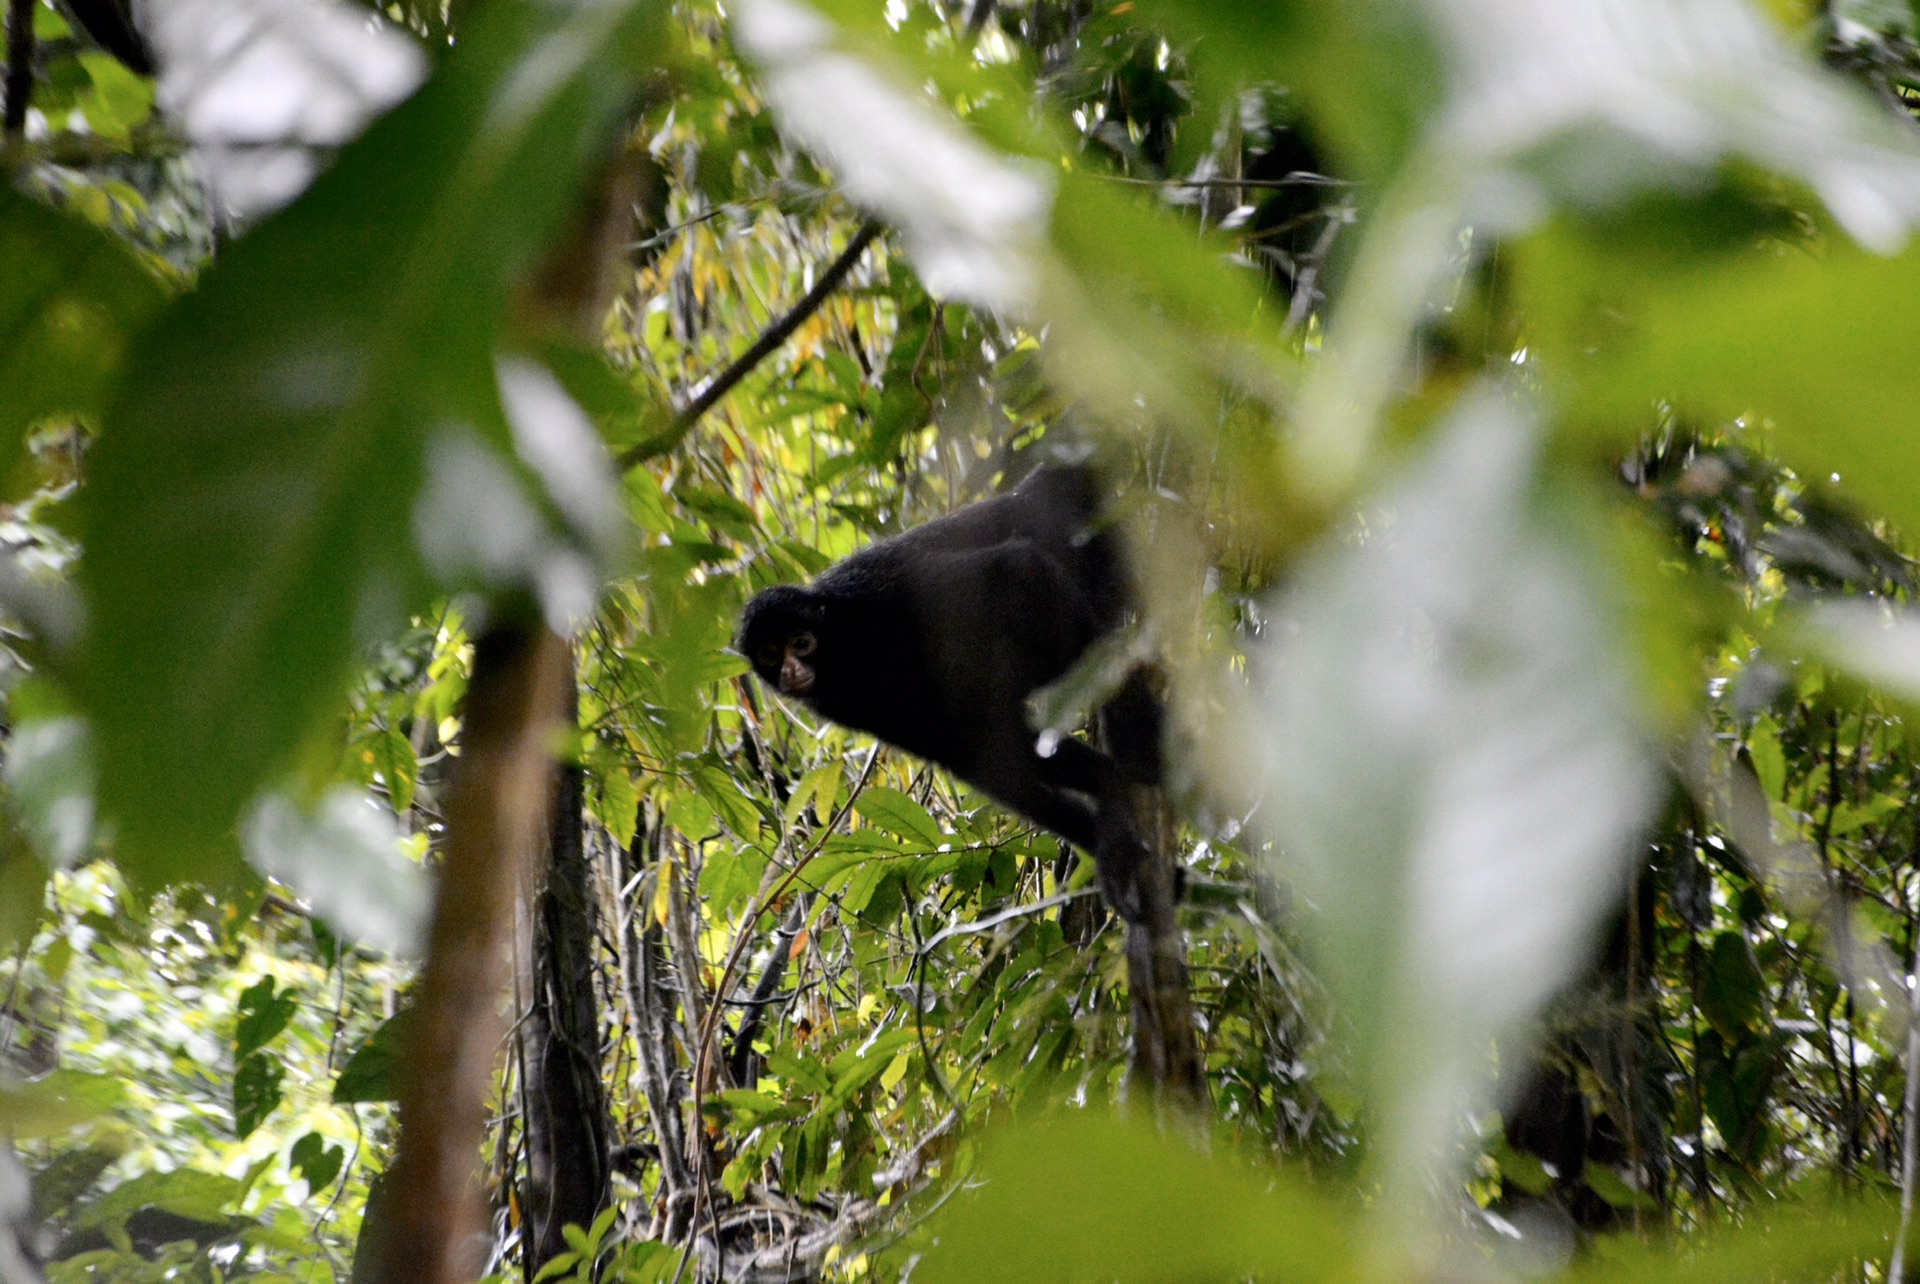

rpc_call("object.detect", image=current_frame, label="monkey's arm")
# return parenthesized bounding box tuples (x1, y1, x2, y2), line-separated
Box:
(61, 0, 153, 73)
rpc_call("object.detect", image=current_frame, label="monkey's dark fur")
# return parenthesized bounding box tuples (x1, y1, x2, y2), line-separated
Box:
(738, 466, 1162, 920)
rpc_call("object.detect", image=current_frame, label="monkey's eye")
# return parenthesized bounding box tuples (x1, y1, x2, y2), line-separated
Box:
(757, 646, 783, 669)
(789, 632, 817, 658)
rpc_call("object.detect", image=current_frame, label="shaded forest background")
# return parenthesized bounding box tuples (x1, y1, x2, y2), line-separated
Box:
(8, 0, 1920, 1280)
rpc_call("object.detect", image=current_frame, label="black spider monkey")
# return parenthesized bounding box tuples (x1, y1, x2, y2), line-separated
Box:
(737, 465, 1163, 921)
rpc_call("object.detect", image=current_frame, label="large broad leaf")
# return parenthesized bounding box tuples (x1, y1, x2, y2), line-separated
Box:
(81, 0, 666, 886)
(732, 0, 1050, 311)
(145, 0, 426, 219)
(1569, 1193, 1895, 1284)
(914, 1112, 1357, 1283)
(1284, 0, 1920, 499)
(332, 1006, 415, 1104)
(1258, 389, 1658, 1236)
(1425, 0, 1920, 250)
(0, 184, 164, 463)
(1538, 232, 1920, 544)
(242, 787, 427, 957)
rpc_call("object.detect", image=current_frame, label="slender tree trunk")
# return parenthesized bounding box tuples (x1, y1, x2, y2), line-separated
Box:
(510, 154, 637, 1277)
(618, 824, 694, 1237)
(518, 660, 613, 1277)
(360, 623, 572, 1284)
(1123, 790, 1203, 1101)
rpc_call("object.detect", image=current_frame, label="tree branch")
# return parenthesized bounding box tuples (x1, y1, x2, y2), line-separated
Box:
(727, 893, 811, 1086)
(616, 218, 882, 471)
(1123, 791, 1204, 1103)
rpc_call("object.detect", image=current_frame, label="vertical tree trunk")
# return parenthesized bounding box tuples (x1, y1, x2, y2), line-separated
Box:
(509, 153, 639, 1277)
(618, 825, 695, 1239)
(361, 623, 572, 1284)
(518, 660, 614, 1277)
(1123, 791, 1204, 1102)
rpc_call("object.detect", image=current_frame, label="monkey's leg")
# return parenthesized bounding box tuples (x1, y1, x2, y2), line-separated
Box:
(1099, 669, 1165, 787)
(1034, 739, 1150, 922)
(986, 771, 1100, 853)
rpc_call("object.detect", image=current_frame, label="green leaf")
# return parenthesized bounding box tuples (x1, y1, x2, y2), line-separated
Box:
(665, 791, 718, 841)
(590, 760, 639, 848)
(827, 1029, 914, 1100)
(77, 51, 153, 138)
(32, 4, 70, 38)
(1700, 930, 1768, 1040)
(1569, 1193, 1894, 1283)
(0, 184, 164, 463)
(73, 1167, 243, 1234)
(1540, 229, 1920, 543)
(0, 817, 50, 952)
(675, 485, 760, 542)
(533, 1250, 583, 1281)
(334, 1007, 415, 1104)
(288, 1130, 345, 1195)
(234, 975, 298, 1059)
(916, 1112, 1357, 1283)
(853, 787, 945, 849)
(0, 1069, 124, 1137)
(369, 722, 419, 815)
(232, 1050, 285, 1139)
(1489, 1136, 1555, 1196)
(1747, 723, 1787, 803)
(74, 1159, 241, 1220)
(1581, 1163, 1656, 1212)
(80, 0, 668, 886)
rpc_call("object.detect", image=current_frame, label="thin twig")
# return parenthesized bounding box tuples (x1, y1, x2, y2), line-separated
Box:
(916, 886, 1097, 958)
(1094, 172, 1351, 192)
(617, 219, 883, 470)
(1283, 208, 1349, 336)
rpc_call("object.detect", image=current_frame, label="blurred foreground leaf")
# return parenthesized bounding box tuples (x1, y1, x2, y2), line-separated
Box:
(0, 1069, 125, 1138)
(1543, 234, 1920, 544)
(914, 1112, 1356, 1283)
(1571, 1192, 1895, 1283)
(243, 787, 427, 957)
(0, 184, 165, 461)
(1261, 390, 1658, 1220)
(81, 0, 666, 885)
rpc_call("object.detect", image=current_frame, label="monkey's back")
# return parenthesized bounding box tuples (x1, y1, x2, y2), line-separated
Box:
(801, 466, 1124, 768)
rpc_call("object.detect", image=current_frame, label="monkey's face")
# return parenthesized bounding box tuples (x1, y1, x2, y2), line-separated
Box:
(738, 587, 827, 701)
(755, 629, 817, 695)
